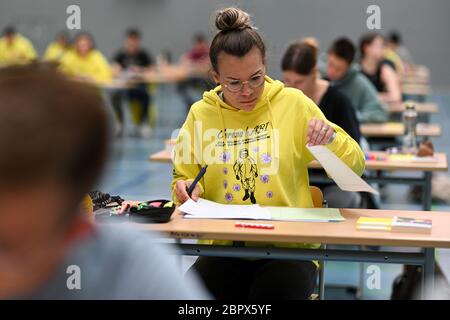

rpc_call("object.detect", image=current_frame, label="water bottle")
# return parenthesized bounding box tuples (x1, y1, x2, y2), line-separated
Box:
(402, 103, 418, 154)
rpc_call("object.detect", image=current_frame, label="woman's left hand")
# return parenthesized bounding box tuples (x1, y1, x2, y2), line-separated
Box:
(118, 200, 141, 214)
(306, 118, 335, 146)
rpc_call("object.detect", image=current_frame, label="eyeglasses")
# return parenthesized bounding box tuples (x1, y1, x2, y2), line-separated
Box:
(223, 74, 265, 93)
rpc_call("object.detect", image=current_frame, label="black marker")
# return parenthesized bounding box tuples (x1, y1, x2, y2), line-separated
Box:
(187, 165, 208, 198)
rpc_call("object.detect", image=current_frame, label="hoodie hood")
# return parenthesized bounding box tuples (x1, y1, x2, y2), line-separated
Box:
(202, 76, 284, 148)
(202, 75, 284, 112)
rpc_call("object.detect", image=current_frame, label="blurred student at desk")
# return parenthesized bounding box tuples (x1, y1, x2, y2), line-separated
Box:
(0, 26, 37, 67)
(281, 38, 362, 209)
(43, 31, 72, 63)
(0, 64, 207, 299)
(359, 33, 402, 104)
(172, 7, 365, 300)
(59, 32, 112, 85)
(111, 28, 155, 137)
(386, 30, 410, 73)
(177, 33, 214, 112)
(325, 37, 387, 123)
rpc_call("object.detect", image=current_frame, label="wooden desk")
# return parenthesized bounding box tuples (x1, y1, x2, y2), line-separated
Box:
(402, 83, 431, 96)
(402, 65, 430, 85)
(135, 207, 450, 298)
(309, 151, 447, 211)
(143, 64, 209, 84)
(387, 102, 439, 114)
(144, 208, 450, 248)
(360, 122, 441, 138)
(102, 79, 136, 90)
(102, 64, 210, 89)
(149, 149, 448, 211)
(402, 76, 430, 85)
(149, 149, 173, 163)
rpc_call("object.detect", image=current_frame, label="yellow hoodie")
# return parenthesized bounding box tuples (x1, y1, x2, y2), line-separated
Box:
(0, 34, 37, 66)
(59, 49, 112, 84)
(172, 76, 365, 249)
(385, 48, 404, 76)
(43, 42, 71, 62)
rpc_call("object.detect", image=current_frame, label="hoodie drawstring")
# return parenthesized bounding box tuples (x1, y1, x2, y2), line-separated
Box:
(216, 100, 227, 151)
(266, 96, 276, 131)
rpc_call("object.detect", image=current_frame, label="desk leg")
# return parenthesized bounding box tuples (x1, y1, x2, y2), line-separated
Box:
(176, 238, 182, 272)
(423, 248, 435, 299)
(422, 172, 432, 211)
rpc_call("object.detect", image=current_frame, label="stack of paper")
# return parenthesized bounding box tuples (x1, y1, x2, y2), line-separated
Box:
(179, 198, 344, 222)
(180, 198, 271, 220)
(356, 216, 432, 234)
(268, 207, 344, 222)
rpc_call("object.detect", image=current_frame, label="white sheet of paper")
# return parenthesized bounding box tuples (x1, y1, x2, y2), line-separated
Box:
(179, 198, 271, 220)
(180, 198, 345, 222)
(307, 145, 379, 194)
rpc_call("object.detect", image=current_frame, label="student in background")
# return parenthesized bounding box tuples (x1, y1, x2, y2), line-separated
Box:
(111, 28, 155, 137)
(0, 26, 37, 66)
(173, 7, 364, 300)
(59, 32, 112, 85)
(386, 30, 410, 73)
(282, 39, 361, 208)
(359, 33, 402, 103)
(0, 64, 207, 299)
(43, 31, 71, 62)
(326, 37, 387, 123)
(181, 33, 210, 65)
(282, 39, 361, 142)
(177, 33, 214, 113)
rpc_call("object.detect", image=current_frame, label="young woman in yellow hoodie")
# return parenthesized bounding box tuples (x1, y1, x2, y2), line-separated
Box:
(0, 27, 37, 66)
(172, 7, 365, 300)
(59, 32, 112, 85)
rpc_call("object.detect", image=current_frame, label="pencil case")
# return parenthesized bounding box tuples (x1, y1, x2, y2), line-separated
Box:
(128, 199, 175, 223)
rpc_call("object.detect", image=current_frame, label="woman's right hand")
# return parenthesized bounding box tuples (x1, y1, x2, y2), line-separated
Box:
(174, 180, 201, 203)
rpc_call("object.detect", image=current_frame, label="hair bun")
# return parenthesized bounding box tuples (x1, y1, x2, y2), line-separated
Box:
(301, 37, 319, 58)
(215, 7, 252, 32)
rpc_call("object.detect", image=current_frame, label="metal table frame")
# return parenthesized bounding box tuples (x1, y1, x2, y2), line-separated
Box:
(171, 241, 435, 299)
(310, 171, 433, 211)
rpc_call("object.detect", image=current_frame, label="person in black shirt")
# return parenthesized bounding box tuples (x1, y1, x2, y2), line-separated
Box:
(282, 39, 361, 142)
(359, 33, 402, 104)
(282, 38, 362, 208)
(111, 28, 154, 137)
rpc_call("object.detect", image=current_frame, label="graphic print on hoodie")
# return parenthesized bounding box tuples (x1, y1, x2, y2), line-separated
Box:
(233, 148, 258, 203)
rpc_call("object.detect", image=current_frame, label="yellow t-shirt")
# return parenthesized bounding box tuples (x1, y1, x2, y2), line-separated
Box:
(43, 42, 71, 62)
(59, 49, 112, 84)
(385, 48, 404, 77)
(0, 34, 37, 66)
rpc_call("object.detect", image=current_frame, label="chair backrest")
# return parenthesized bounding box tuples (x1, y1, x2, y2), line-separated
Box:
(310, 186, 324, 208)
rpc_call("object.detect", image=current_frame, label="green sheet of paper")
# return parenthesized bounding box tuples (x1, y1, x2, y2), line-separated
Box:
(267, 207, 345, 222)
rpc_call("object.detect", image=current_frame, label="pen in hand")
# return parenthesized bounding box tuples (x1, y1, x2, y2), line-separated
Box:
(187, 165, 208, 199)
